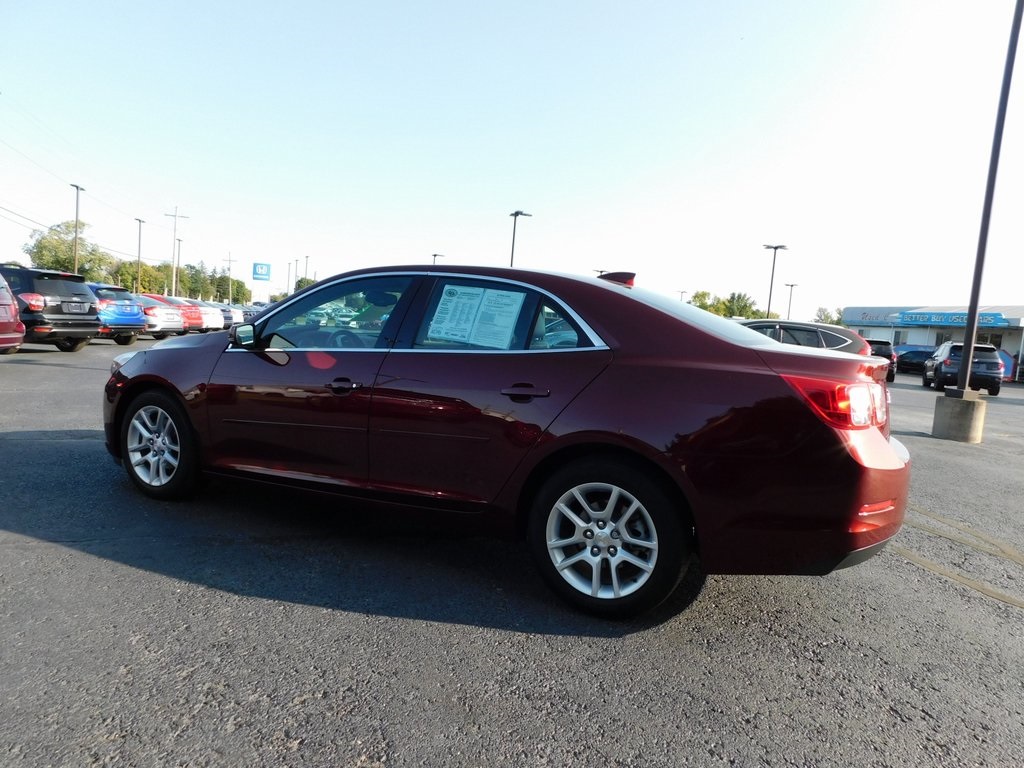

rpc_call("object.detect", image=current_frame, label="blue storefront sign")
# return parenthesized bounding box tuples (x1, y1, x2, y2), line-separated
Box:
(897, 311, 1009, 327)
(252, 263, 271, 282)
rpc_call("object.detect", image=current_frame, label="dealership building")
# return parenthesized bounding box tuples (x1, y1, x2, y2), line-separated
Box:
(841, 305, 1024, 382)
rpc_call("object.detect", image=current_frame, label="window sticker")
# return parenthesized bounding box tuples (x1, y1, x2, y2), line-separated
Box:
(428, 285, 526, 349)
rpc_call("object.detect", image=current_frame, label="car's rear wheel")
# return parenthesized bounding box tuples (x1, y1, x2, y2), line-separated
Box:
(151, 333, 168, 340)
(114, 334, 137, 346)
(0, 346, 18, 355)
(121, 391, 199, 499)
(54, 337, 89, 352)
(989, 383, 1001, 396)
(528, 458, 692, 619)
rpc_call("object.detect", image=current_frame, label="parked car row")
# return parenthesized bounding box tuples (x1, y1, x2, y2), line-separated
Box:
(0, 262, 258, 354)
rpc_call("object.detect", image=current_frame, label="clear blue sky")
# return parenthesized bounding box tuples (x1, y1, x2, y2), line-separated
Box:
(2, 1, 1022, 318)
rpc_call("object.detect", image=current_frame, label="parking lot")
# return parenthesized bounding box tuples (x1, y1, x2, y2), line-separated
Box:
(1, 339, 1022, 767)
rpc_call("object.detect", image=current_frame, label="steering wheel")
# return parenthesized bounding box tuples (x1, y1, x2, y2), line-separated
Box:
(328, 329, 364, 348)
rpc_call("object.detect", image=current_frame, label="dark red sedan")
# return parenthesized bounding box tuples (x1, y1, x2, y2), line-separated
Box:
(103, 265, 910, 618)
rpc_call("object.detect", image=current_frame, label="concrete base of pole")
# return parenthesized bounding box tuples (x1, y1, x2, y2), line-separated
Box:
(931, 389, 987, 443)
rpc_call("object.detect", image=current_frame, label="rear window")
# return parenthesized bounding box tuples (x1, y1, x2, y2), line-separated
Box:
(92, 287, 133, 301)
(31, 276, 93, 296)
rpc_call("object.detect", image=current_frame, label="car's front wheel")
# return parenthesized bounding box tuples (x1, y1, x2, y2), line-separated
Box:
(528, 458, 693, 619)
(121, 391, 199, 500)
(922, 372, 931, 388)
(54, 337, 89, 352)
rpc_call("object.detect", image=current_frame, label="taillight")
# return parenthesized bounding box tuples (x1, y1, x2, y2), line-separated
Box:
(18, 292, 46, 311)
(782, 375, 888, 430)
(97, 298, 113, 309)
(144, 306, 158, 317)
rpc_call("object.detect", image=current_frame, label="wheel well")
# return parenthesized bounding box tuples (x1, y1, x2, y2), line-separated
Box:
(111, 383, 198, 459)
(514, 445, 697, 544)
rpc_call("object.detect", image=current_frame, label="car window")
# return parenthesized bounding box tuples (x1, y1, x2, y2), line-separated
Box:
(530, 303, 582, 349)
(259, 275, 413, 350)
(413, 278, 536, 351)
(781, 327, 823, 347)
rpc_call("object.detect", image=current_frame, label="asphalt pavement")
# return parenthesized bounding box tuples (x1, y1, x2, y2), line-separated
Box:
(1, 340, 1021, 767)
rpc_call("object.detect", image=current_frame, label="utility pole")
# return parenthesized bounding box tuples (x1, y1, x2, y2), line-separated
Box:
(224, 252, 235, 303)
(175, 239, 182, 295)
(134, 218, 145, 292)
(71, 184, 85, 273)
(165, 207, 190, 295)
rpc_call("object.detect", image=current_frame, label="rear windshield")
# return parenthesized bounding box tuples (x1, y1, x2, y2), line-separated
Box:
(950, 345, 999, 359)
(31, 276, 93, 297)
(626, 285, 778, 347)
(92, 287, 133, 301)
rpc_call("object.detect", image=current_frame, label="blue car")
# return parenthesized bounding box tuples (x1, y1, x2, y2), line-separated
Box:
(87, 283, 147, 345)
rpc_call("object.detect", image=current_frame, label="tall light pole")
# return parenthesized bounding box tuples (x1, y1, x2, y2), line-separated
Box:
(784, 283, 798, 319)
(509, 210, 531, 267)
(763, 244, 787, 318)
(432, 253, 445, 264)
(71, 184, 85, 273)
(165, 207, 189, 295)
(134, 218, 145, 292)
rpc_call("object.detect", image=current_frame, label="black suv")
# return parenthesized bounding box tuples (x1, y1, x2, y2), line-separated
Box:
(865, 339, 897, 382)
(0, 264, 101, 352)
(922, 341, 1005, 396)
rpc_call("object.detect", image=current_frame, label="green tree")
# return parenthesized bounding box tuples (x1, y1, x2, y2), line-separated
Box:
(688, 290, 715, 312)
(295, 277, 315, 292)
(718, 292, 760, 319)
(815, 307, 843, 324)
(22, 221, 116, 281)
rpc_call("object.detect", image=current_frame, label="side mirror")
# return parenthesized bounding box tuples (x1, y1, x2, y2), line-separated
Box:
(230, 323, 255, 347)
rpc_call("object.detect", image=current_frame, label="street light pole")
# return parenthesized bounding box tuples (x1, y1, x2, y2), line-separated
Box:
(134, 218, 145, 292)
(71, 184, 85, 273)
(509, 210, 532, 267)
(784, 283, 798, 319)
(432, 253, 444, 264)
(763, 244, 787, 318)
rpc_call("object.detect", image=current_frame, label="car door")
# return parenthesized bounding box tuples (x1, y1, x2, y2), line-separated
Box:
(367, 276, 613, 505)
(203, 274, 416, 489)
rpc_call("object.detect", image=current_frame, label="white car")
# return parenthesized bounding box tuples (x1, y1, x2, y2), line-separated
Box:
(135, 293, 185, 338)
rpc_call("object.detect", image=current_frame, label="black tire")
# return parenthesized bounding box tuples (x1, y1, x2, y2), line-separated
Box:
(152, 333, 168, 340)
(921, 372, 931, 388)
(989, 383, 1001, 396)
(114, 334, 137, 346)
(0, 346, 18, 355)
(886, 370, 895, 383)
(934, 379, 945, 392)
(528, 458, 693, 619)
(54, 337, 89, 353)
(120, 390, 199, 500)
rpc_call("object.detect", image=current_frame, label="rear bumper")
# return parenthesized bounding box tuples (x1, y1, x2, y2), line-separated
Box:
(698, 433, 910, 576)
(25, 321, 99, 340)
